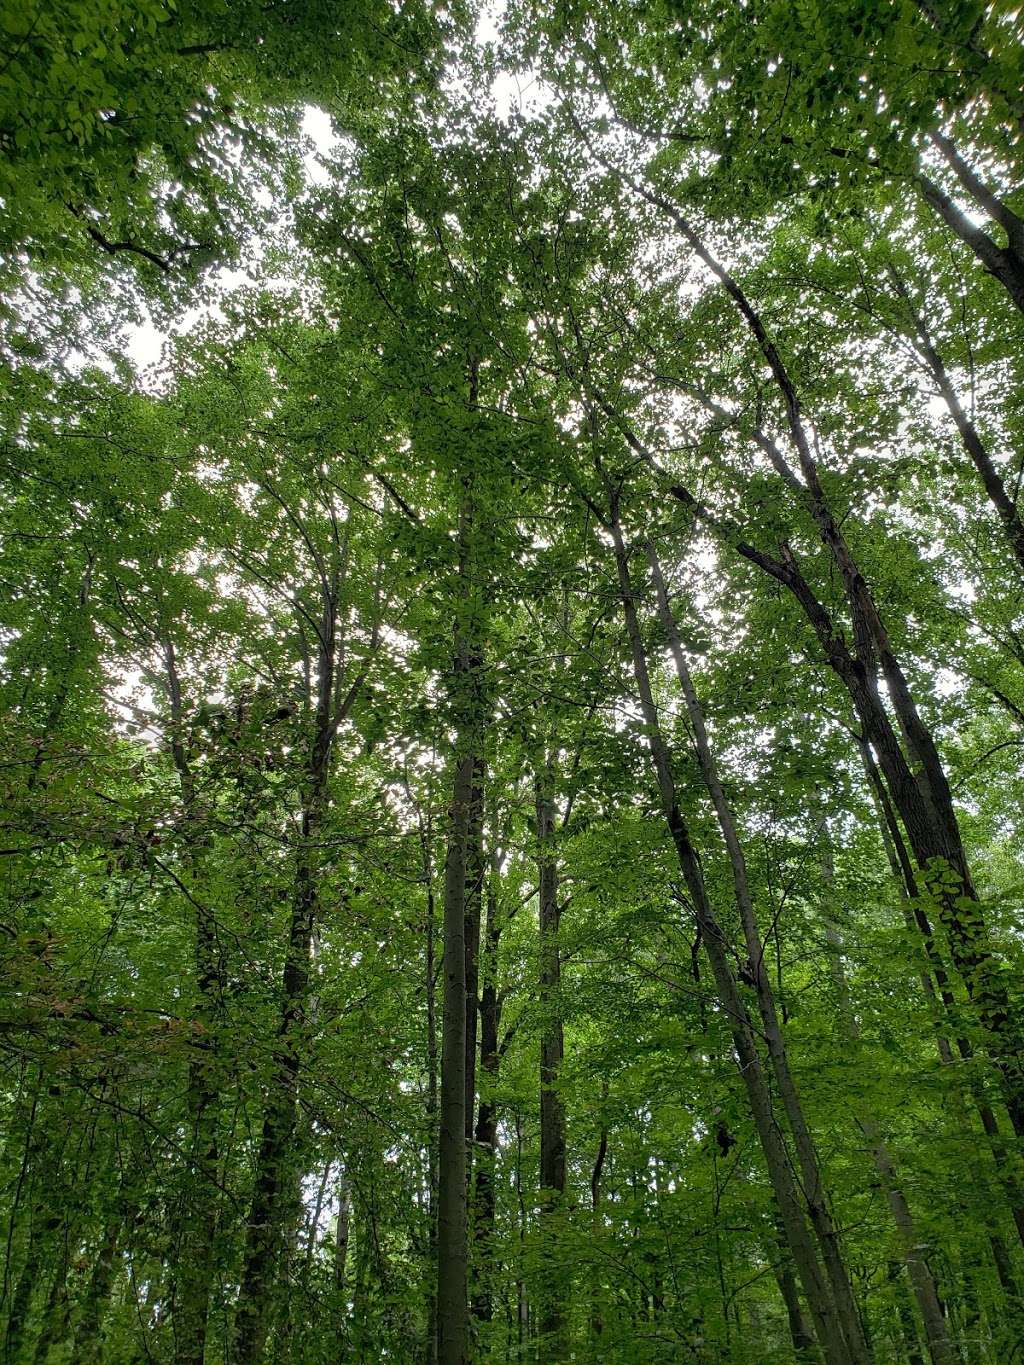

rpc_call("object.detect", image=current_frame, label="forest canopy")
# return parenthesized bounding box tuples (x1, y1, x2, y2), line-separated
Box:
(2, 2, 1024, 1363)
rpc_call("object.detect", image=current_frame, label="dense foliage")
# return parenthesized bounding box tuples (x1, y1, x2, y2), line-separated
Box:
(3, 2, 1024, 1362)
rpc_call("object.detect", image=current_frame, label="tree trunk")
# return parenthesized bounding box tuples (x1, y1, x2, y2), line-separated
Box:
(817, 833, 954, 1365)
(164, 640, 225, 1365)
(590, 1107, 608, 1342)
(628, 185, 1024, 1139)
(30, 1249, 74, 1365)
(234, 587, 346, 1361)
(5, 1226, 45, 1363)
(890, 1262, 925, 1365)
(857, 733, 1024, 1261)
(918, 170, 1024, 316)
(232, 801, 324, 1362)
(424, 815, 440, 1365)
(471, 852, 503, 1325)
(645, 538, 870, 1365)
(437, 741, 474, 1365)
(917, 130, 1024, 317)
(608, 505, 856, 1365)
(596, 348, 1024, 1152)
(464, 757, 485, 1151)
(335, 1170, 351, 1296)
(535, 767, 568, 1359)
(73, 1213, 122, 1365)
(436, 495, 483, 1365)
(768, 1218, 820, 1362)
(725, 529, 1024, 1141)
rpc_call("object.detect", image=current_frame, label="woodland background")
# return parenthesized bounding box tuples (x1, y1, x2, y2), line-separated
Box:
(2, 2, 1024, 1363)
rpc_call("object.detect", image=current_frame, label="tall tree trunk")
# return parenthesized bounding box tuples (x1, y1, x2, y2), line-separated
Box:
(817, 831, 954, 1365)
(472, 852, 503, 1325)
(889, 1262, 926, 1365)
(595, 326, 1024, 1139)
(590, 1102, 608, 1343)
(654, 446, 1024, 1140)
(26, 554, 94, 790)
(30, 1246, 75, 1365)
(350, 1199, 372, 1360)
(232, 526, 377, 1362)
(437, 747, 474, 1365)
(232, 811, 324, 1361)
(645, 538, 870, 1365)
(916, 130, 1024, 317)
(857, 733, 1024, 1260)
(5, 1206, 61, 1364)
(422, 810, 440, 1365)
(535, 767, 568, 1359)
(514, 1110, 530, 1359)
(464, 757, 485, 1151)
(767, 1217, 820, 1362)
(436, 495, 483, 1365)
(607, 502, 857, 1365)
(73, 1212, 123, 1365)
(163, 640, 226, 1365)
(917, 169, 1024, 316)
(769, 495, 1024, 1142)
(234, 584, 347, 1361)
(335, 1169, 351, 1297)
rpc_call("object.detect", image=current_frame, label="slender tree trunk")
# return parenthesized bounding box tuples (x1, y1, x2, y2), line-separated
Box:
(437, 740, 474, 1365)
(622, 182, 1024, 1138)
(535, 767, 568, 1359)
(232, 530, 378, 1362)
(917, 169, 1024, 316)
(916, 129, 1024, 316)
(858, 734, 1024, 1262)
(928, 132, 1024, 258)
(26, 554, 94, 790)
(14, 1211, 75, 1365)
(645, 539, 870, 1365)
(582, 167, 1024, 1159)
(335, 1170, 351, 1296)
(736, 531, 1024, 1140)
(464, 757, 485, 1152)
(608, 504, 855, 1365)
(590, 1106, 608, 1342)
(614, 383, 1024, 1212)
(782, 528, 1024, 1143)
(232, 802, 324, 1361)
(514, 1110, 529, 1358)
(300, 1158, 333, 1293)
(73, 1213, 123, 1365)
(5, 1229, 43, 1362)
(350, 1200, 371, 1359)
(890, 1262, 926, 1365)
(163, 641, 226, 1365)
(436, 494, 483, 1365)
(234, 591, 343, 1361)
(816, 832, 953, 1365)
(30, 1247, 75, 1365)
(472, 853, 503, 1325)
(768, 1218, 820, 1362)
(423, 816, 440, 1365)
